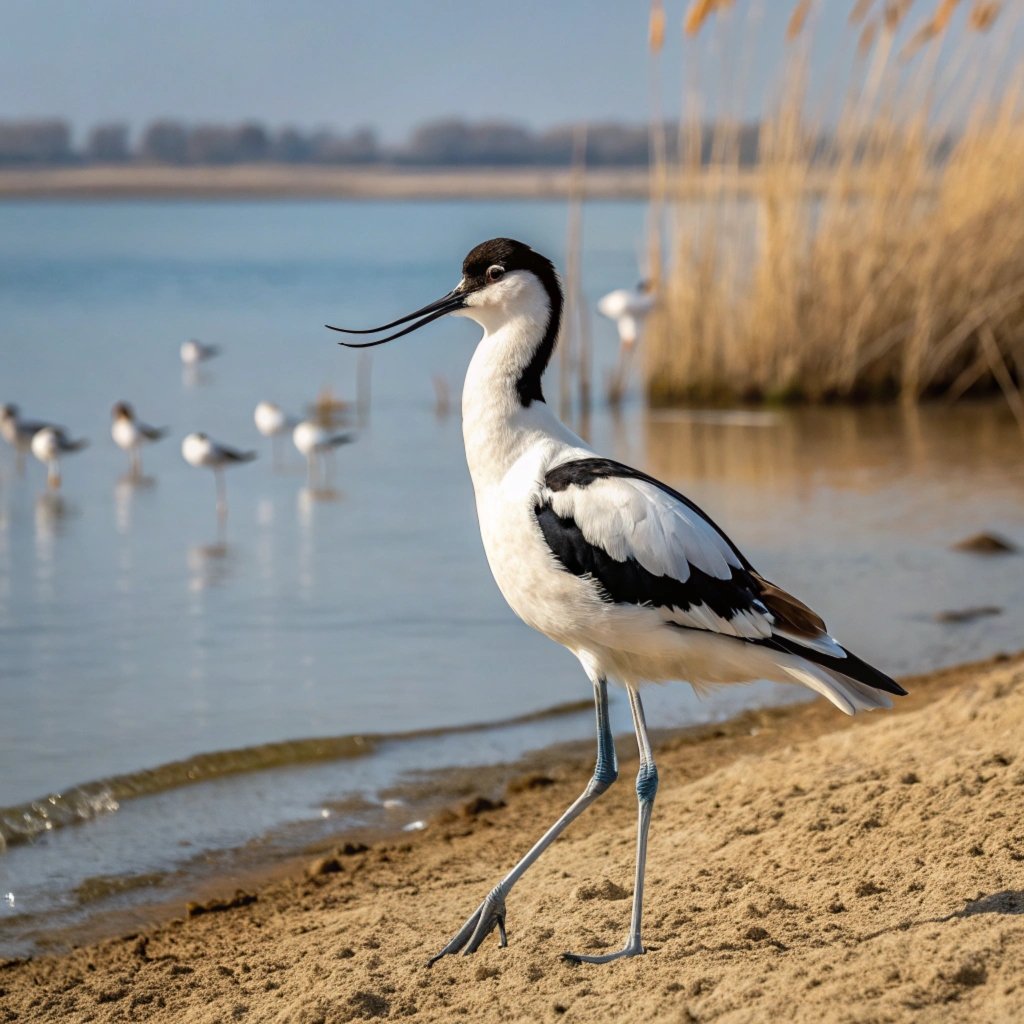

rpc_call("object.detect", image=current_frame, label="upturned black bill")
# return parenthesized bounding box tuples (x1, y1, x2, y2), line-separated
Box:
(326, 290, 465, 348)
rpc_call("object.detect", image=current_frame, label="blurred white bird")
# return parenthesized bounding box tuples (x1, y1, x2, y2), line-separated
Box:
(180, 339, 220, 366)
(254, 401, 299, 469)
(597, 280, 657, 349)
(1, 404, 60, 475)
(598, 281, 657, 405)
(111, 401, 168, 479)
(30, 426, 89, 491)
(181, 432, 255, 520)
(292, 420, 353, 489)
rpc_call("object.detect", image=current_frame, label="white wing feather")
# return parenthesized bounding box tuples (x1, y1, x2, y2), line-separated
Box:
(544, 475, 774, 641)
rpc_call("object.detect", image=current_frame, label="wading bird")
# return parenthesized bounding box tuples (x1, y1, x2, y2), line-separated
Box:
(253, 401, 299, 468)
(180, 339, 220, 366)
(1, 404, 59, 475)
(181, 432, 255, 521)
(30, 426, 88, 490)
(291, 420, 353, 489)
(598, 280, 657, 405)
(329, 239, 904, 966)
(597, 279, 656, 349)
(111, 402, 168, 479)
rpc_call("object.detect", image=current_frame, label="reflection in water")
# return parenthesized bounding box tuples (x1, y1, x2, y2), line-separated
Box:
(33, 494, 74, 602)
(182, 366, 215, 389)
(34, 492, 73, 537)
(295, 486, 342, 596)
(187, 542, 233, 592)
(113, 475, 155, 535)
(298, 485, 342, 510)
(643, 404, 1024, 505)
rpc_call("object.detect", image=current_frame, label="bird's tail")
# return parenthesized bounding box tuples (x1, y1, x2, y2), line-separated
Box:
(768, 635, 906, 716)
(226, 449, 257, 463)
(143, 426, 170, 441)
(66, 438, 89, 452)
(326, 433, 354, 449)
(782, 662, 896, 715)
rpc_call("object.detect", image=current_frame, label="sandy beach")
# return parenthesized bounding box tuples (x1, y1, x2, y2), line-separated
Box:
(3, 652, 1022, 1022)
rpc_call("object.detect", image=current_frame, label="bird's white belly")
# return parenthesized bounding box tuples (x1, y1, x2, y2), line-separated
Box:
(476, 488, 587, 647)
(112, 419, 138, 450)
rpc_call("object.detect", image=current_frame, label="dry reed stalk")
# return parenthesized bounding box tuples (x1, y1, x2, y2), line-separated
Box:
(787, 0, 814, 40)
(561, 124, 588, 419)
(885, 0, 915, 28)
(933, 0, 962, 31)
(649, 0, 666, 52)
(850, 0, 877, 25)
(684, 0, 733, 37)
(969, 1, 1001, 31)
(858, 18, 880, 55)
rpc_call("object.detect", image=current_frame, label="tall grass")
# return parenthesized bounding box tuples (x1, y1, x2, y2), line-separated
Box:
(646, 0, 1024, 415)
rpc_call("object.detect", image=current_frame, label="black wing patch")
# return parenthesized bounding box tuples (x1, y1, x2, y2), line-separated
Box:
(534, 504, 765, 624)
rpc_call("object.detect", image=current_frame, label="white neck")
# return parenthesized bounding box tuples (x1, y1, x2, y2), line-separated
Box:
(461, 318, 582, 490)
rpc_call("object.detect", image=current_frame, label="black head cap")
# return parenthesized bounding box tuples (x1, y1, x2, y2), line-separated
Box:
(461, 238, 563, 406)
(461, 238, 557, 290)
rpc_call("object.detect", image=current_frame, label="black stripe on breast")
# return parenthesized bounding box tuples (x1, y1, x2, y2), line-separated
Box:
(534, 503, 763, 623)
(544, 458, 754, 571)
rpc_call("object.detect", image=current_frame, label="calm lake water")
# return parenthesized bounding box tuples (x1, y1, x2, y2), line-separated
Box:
(1, 200, 1022, 955)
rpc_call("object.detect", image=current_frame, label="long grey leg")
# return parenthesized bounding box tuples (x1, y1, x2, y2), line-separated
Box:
(428, 676, 618, 965)
(562, 685, 657, 964)
(215, 469, 227, 522)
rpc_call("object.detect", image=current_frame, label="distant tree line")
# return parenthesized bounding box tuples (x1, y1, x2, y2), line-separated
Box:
(0, 117, 765, 168)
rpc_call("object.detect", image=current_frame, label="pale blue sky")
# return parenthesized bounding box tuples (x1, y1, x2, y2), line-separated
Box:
(0, 1, 1015, 141)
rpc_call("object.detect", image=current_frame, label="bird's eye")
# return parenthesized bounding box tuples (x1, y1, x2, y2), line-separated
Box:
(486, 265, 505, 284)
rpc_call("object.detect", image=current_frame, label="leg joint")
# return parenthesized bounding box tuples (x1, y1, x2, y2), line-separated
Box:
(587, 756, 619, 795)
(635, 762, 659, 803)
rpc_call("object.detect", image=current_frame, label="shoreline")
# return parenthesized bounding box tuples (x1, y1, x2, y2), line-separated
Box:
(4, 651, 1023, 1022)
(0, 166, 650, 201)
(0, 164, 855, 201)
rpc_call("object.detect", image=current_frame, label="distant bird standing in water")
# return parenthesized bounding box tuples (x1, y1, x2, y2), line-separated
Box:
(111, 402, 168, 479)
(291, 420, 353, 489)
(598, 280, 657, 405)
(180, 339, 220, 366)
(1, 404, 59, 475)
(254, 401, 299, 469)
(30, 426, 88, 491)
(330, 238, 904, 966)
(181, 432, 255, 521)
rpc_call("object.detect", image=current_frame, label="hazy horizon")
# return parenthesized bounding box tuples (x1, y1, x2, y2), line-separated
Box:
(3, 1, 1015, 143)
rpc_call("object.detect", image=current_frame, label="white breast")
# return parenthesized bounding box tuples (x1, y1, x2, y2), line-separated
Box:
(181, 433, 213, 468)
(31, 428, 59, 461)
(292, 421, 324, 455)
(255, 402, 287, 437)
(112, 417, 140, 450)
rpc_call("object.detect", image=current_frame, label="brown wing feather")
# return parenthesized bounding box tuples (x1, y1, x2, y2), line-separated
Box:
(751, 572, 827, 638)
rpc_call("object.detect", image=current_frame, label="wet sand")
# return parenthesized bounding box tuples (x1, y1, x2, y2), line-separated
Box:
(3, 653, 1022, 1022)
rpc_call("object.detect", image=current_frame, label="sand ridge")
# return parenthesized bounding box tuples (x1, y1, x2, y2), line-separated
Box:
(3, 655, 1022, 1022)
